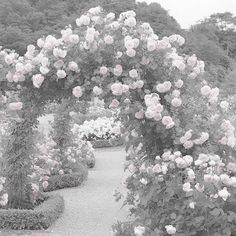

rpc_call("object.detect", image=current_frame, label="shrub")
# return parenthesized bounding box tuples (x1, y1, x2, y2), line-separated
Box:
(0, 194, 64, 230)
(43, 171, 88, 192)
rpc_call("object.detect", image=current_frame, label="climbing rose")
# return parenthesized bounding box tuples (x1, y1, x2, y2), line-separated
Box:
(126, 49, 136, 57)
(72, 86, 83, 98)
(100, 66, 108, 75)
(171, 98, 182, 107)
(76, 15, 90, 26)
(218, 187, 231, 201)
(42, 181, 49, 189)
(93, 86, 103, 96)
(201, 85, 211, 96)
(68, 61, 78, 71)
(111, 83, 123, 96)
(109, 99, 119, 108)
(174, 79, 183, 88)
(104, 35, 114, 44)
(32, 74, 45, 88)
(165, 225, 177, 235)
(113, 65, 123, 76)
(129, 69, 138, 78)
(124, 17, 137, 27)
(134, 226, 145, 236)
(9, 102, 23, 111)
(220, 101, 229, 110)
(57, 70, 66, 79)
(156, 81, 172, 93)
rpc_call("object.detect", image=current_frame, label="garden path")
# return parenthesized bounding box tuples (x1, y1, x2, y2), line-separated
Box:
(1, 146, 129, 236)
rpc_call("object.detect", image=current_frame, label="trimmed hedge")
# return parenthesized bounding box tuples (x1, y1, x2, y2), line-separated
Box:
(43, 171, 88, 192)
(0, 194, 64, 230)
(90, 137, 123, 148)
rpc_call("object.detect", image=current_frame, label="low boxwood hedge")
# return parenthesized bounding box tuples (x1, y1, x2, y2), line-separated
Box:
(90, 137, 123, 148)
(0, 194, 64, 230)
(43, 170, 88, 192)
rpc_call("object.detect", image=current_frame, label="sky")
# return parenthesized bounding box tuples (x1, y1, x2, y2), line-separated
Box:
(136, 0, 236, 29)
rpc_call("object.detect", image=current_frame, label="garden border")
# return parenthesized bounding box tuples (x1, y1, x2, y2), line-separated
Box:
(0, 194, 64, 230)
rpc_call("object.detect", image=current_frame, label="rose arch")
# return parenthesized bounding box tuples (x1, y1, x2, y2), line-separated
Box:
(0, 7, 236, 235)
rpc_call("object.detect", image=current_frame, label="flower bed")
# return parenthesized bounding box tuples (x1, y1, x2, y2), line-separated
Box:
(90, 136, 123, 148)
(43, 171, 88, 192)
(72, 116, 123, 148)
(0, 194, 64, 230)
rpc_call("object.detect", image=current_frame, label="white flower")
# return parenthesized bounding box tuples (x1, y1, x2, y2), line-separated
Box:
(69, 34, 80, 44)
(195, 183, 204, 192)
(129, 69, 138, 78)
(73, 86, 83, 98)
(104, 35, 114, 45)
(165, 225, 176, 235)
(173, 59, 186, 71)
(140, 178, 148, 185)
(124, 38, 135, 49)
(93, 86, 103, 96)
(134, 226, 145, 236)
(59, 169, 64, 175)
(187, 54, 197, 67)
(183, 182, 193, 192)
(220, 174, 231, 185)
(147, 38, 157, 51)
(124, 17, 137, 27)
(162, 116, 174, 129)
(171, 98, 182, 107)
(39, 66, 49, 75)
(100, 66, 108, 75)
(88, 6, 102, 15)
(152, 163, 162, 173)
(220, 101, 229, 111)
(68, 61, 78, 71)
(37, 38, 44, 48)
(57, 70, 66, 79)
(218, 187, 231, 201)
(109, 99, 120, 108)
(201, 85, 211, 96)
(9, 102, 23, 111)
(0, 193, 8, 206)
(32, 74, 44, 88)
(106, 12, 115, 21)
(187, 169, 195, 180)
(76, 15, 90, 26)
(189, 202, 195, 209)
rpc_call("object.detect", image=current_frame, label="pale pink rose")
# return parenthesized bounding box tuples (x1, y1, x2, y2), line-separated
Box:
(42, 181, 49, 189)
(172, 90, 180, 97)
(111, 83, 123, 96)
(187, 54, 197, 67)
(195, 183, 204, 192)
(147, 38, 156, 51)
(54, 60, 64, 69)
(69, 34, 79, 44)
(176, 35, 185, 46)
(171, 98, 182, 107)
(188, 72, 198, 80)
(135, 110, 144, 119)
(183, 182, 193, 192)
(156, 81, 172, 93)
(136, 80, 144, 88)
(72, 86, 83, 98)
(220, 101, 229, 110)
(59, 169, 64, 175)
(109, 99, 120, 108)
(126, 49, 136, 57)
(183, 155, 193, 165)
(218, 187, 230, 201)
(37, 38, 45, 48)
(53, 48, 67, 58)
(124, 39, 135, 49)
(187, 169, 195, 180)
(201, 85, 211, 96)
(76, 15, 90, 26)
(183, 140, 193, 149)
(162, 116, 173, 126)
(129, 69, 138, 78)
(32, 74, 44, 88)
(106, 12, 115, 21)
(104, 35, 114, 45)
(39, 66, 49, 75)
(204, 174, 213, 183)
(122, 84, 129, 93)
(133, 38, 140, 48)
(124, 17, 136, 27)
(113, 65, 123, 76)
(174, 79, 183, 88)
(68, 61, 78, 71)
(173, 59, 186, 71)
(93, 86, 103, 95)
(100, 66, 108, 75)
(57, 70, 66, 79)
(9, 102, 23, 111)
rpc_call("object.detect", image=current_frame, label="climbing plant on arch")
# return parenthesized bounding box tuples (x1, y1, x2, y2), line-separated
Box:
(0, 7, 236, 235)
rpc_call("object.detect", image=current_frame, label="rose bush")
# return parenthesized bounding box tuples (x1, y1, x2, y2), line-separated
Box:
(0, 6, 235, 235)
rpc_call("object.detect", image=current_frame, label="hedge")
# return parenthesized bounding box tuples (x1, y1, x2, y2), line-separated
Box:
(43, 171, 88, 192)
(0, 194, 64, 230)
(90, 137, 123, 148)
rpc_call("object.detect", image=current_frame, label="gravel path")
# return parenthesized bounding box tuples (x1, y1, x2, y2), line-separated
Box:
(1, 147, 129, 236)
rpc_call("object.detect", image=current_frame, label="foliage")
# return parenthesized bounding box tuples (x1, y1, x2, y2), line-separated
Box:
(0, 194, 64, 230)
(0, 6, 236, 236)
(42, 171, 88, 192)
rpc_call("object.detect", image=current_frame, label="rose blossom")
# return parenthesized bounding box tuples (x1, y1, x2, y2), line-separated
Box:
(57, 70, 66, 79)
(129, 69, 138, 78)
(93, 86, 103, 96)
(72, 86, 83, 98)
(9, 102, 23, 111)
(165, 225, 176, 235)
(100, 66, 108, 75)
(68, 61, 78, 71)
(134, 226, 145, 236)
(32, 74, 44, 88)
